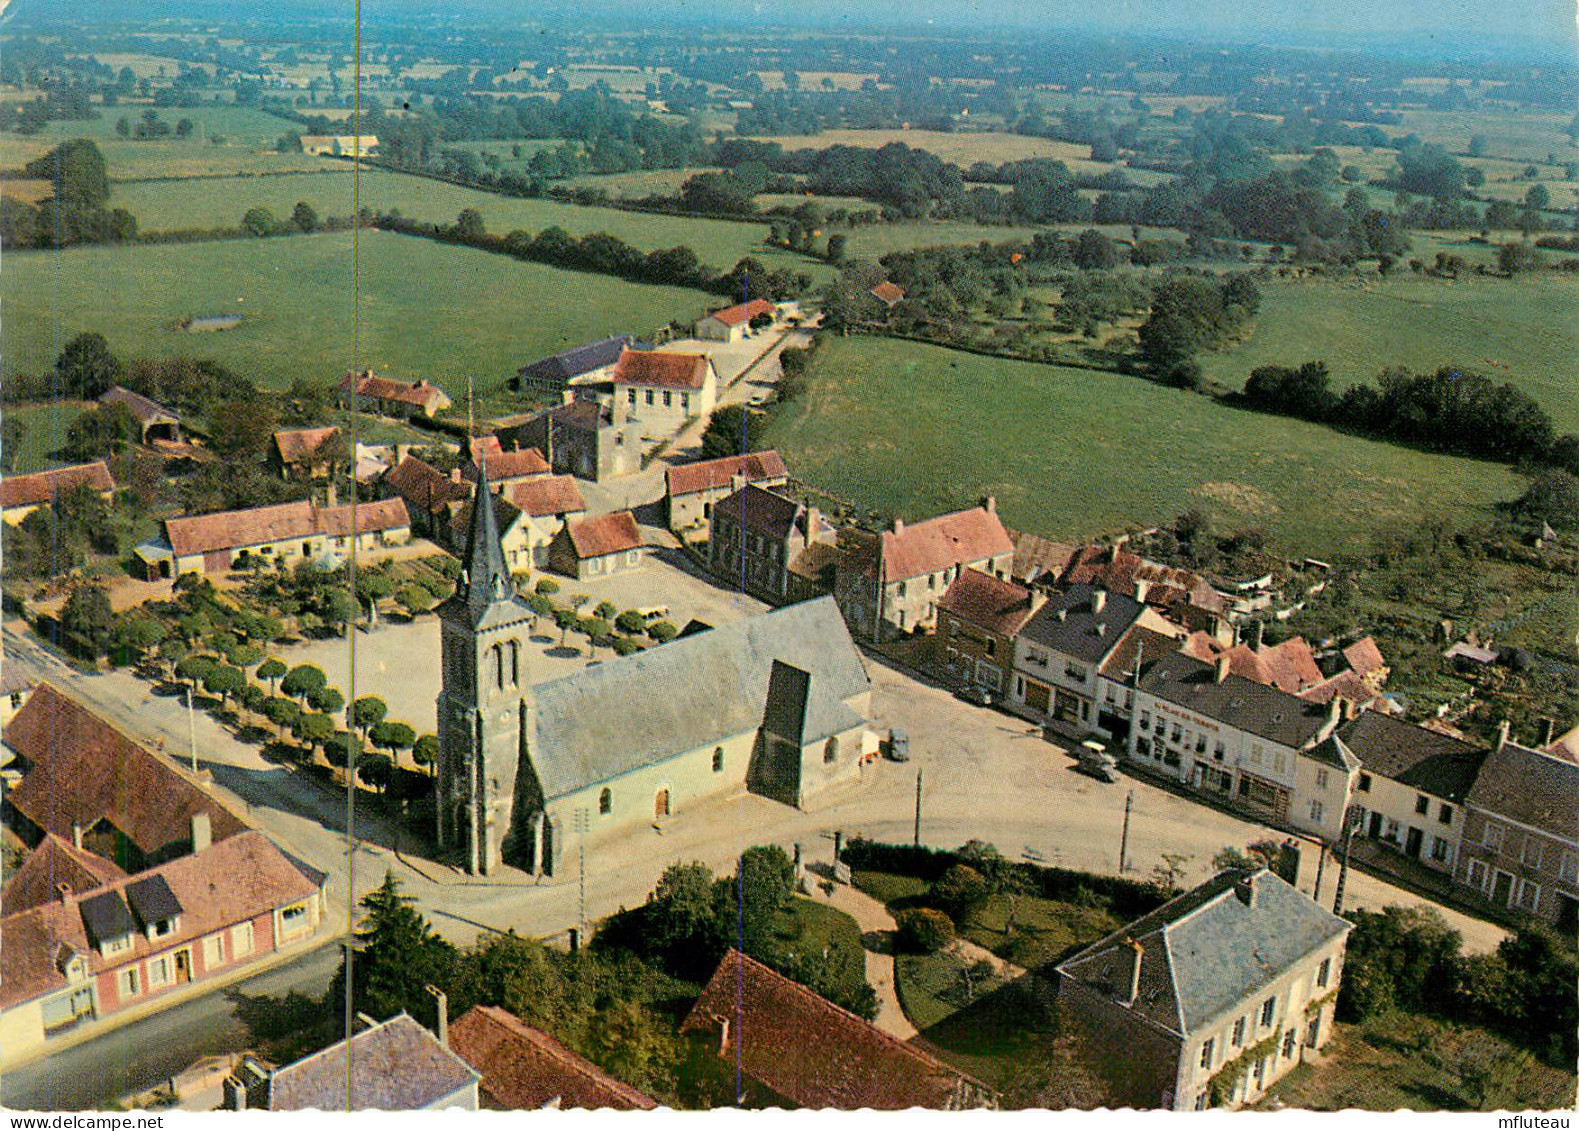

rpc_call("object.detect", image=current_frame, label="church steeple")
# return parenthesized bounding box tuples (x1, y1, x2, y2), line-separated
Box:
(445, 454, 517, 626)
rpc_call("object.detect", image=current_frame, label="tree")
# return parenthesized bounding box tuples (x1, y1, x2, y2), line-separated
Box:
(24, 139, 110, 207)
(895, 907, 955, 954)
(55, 332, 122, 399)
(737, 845, 796, 955)
(648, 620, 678, 643)
(698, 403, 767, 461)
(825, 233, 847, 263)
(1514, 469, 1579, 531)
(454, 208, 486, 241)
(593, 599, 617, 621)
(357, 752, 394, 792)
(60, 584, 116, 656)
(1498, 242, 1543, 275)
(202, 663, 246, 705)
(280, 663, 327, 703)
(242, 206, 277, 237)
(351, 695, 387, 734)
(262, 695, 301, 736)
(257, 657, 288, 694)
(291, 710, 335, 757)
(412, 733, 440, 774)
(175, 117, 194, 138)
(331, 872, 457, 1030)
(115, 116, 130, 138)
(534, 577, 559, 596)
(114, 615, 167, 660)
(1072, 228, 1119, 270)
(1525, 183, 1550, 211)
(397, 583, 434, 616)
(929, 864, 990, 920)
(174, 653, 214, 690)
(369, 720, 416, 765)
(2, 415, 24, 472)
(308, 685, 345, 714)
(225, 642, 264, 669)
(64, 402, 140, 461)
(291, 200, 318, 232)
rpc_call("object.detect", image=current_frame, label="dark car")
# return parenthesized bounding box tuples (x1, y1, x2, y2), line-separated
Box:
(886, 727, 910, 762)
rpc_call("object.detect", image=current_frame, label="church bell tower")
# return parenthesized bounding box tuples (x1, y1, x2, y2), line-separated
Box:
(434, 457, 536, 874)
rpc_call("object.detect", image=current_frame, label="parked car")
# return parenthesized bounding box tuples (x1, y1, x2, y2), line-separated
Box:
(886, 727, 910, 762)
(1077, 739, 1120, 783)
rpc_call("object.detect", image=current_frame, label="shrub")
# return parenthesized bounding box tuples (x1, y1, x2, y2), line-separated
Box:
(929, 864, 990, 919)
(895, 907, 955, 954)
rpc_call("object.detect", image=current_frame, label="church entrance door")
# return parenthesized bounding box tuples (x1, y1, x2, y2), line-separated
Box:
(655, 788, 670, 818)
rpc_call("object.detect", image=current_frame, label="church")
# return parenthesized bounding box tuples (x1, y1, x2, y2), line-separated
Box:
(435, 462, 878, 876)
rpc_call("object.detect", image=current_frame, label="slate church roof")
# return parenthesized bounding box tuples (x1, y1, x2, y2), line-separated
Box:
(266, 1014, 479, 1110)
(529, 596, 868, 800)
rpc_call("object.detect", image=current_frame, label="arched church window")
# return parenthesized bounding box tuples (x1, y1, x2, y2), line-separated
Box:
(508, 640, 520, 686)
(824, 737, 839, 764)
(492, 643, 505, 691)
(599, 788, 612, 815)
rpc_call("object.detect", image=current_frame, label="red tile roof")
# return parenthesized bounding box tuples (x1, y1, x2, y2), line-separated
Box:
(271, 426, 341, 467)
(469, 435, 504, 462)
(565, 511, 644, 559)
(703, 298, 775, 327)
(1, 829, 322, 1011)
(1005, 528, 1077, 585)
(860, 505, 1012, 582)
(1342, 636, 1387, 678)
(163, 498, 407, 558)
(313, 497, 411, 539)
(384, 455, 472, 516)
(937, 569, 1040, 638)
(505, 475, 586, 518)
(1, 833, 127, 917)
(4, 683, 251, 859)
(870, 281, 906, 307)
(1059, 544, 1225, 615)
(1099, 624, 1184, 678)
(680, 950, 987, 1110)
(0, 461, 116, 511)
(665, 450, 789, 498)
(339, 370, 452, 411)
(450, 1006, 657, 1111)
(465, 446, 549, 484)
(611, 348, 712, 390)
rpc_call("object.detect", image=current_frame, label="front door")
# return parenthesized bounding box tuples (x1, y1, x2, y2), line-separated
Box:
(1405, 827, 1424, 858)
(1492, 870, 1514, 906)
(655, 789, 670, 818)
(174, 948, 192, 984)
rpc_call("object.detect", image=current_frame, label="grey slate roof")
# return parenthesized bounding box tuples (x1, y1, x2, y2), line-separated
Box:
(1058, 869, 1351, 1035)
(439, 459, 532, 632)
(1337, 712, 1488, 803)
(125, 874, 182, 924)
(1139, 651, 1334, 750)
(529, 596, 869, 799)
(268, 1014, 479, 1111)
(1465, 741, 1579, 843)
(517, 335, 638, 386)
(78, 890, 136, 947)
(1019, 583, 1144, 665)
(715, 483, 805, 541)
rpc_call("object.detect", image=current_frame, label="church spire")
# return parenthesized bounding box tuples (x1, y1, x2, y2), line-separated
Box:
(456, 453, 512, 618)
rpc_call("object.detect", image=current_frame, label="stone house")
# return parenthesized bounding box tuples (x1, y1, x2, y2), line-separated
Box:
(610, 348, 718, 433)
(547, 510, 647, 580)
(269, 426, 342, 481)
(708, 483, 837, 605)
(665, 449, 789, 538)
(500, 475, 587, 570)
(934, 569, 1044, 699)
(100, 386, 181, 444)
(1, 461, 116, 526)
(139, 497, 411, 579)
(696, 298, 776, 343)
(338, 369, 452, 419)
(505, 398, 640, 482)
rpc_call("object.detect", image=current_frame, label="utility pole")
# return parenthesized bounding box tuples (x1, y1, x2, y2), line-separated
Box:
(1119, 789, 1134, 873)
(913, 767, 923, 847)
(1332, 817, 1357, 915)
(187, 685, 198, 775)
(1312, 840, 1328, 904)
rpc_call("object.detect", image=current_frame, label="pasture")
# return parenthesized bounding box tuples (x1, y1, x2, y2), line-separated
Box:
(1200, 272, 1579, 432)
(0, 230, 714, 397)
(3, 401, 89, 475)
(761, 335, 1525, 558)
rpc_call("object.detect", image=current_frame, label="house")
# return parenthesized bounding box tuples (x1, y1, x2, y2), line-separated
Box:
(2, 683, 250, 871)
(547, 510, 647, 580)
(1127, 652, 1352, 842)
(1182, 631, 1392, 712)
(299, 134, 379, 158)
(1, 461, 116, 526)
(269, 426, 342, 481)
(447, 493, 533, 573)
(505, 398, 641, 482)
(99, 386, 181, 444)
(869, 281, 906, 308)
(1092, 624, 1185, 741)
(382, 454, 472, 536)
(934, 569, 1044, 699)
(680, 949, 990, 1110)
(1005, 528, 1078, 588)
(139, 498, 411, 579)
(449, 1005, 657, 1111)
(834, 499, 1014, 640)
(2, 833, 127, 917)
(1332, 711, 1486, 875)
(434, 478, 876, 874)
(501, 475, 587, 570)
(1, 831, 327, 1066)
(461, 442, 550, 491)
(696, 298, 776, 343)
(1453, 727, 1579, 930)
(515, 335, 638, 396)
(610, 348, 718, 431)
(665, 449, 789, 537)
(708, 483, 837, 605)
(1060, 544, 1229, 638)
(338, 370, 452, 419)
(1055, 868, 1350, 1111)
(227, 1014, 478, 1111)
(1009, 584, 1181, 737)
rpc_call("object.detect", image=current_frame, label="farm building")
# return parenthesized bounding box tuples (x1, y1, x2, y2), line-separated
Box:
(338, 370, 452, 419)
(696, 298, 777, 343)
(99, 386, 181, 444)
(138, 498, 411, 578)
(1, 461, 117, 526)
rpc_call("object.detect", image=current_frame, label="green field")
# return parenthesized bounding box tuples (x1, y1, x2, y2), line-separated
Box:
(762, 335, 1526, 558)
(1200, 273, 1579, 432)
(1, 230, 714, 395)
(0, 105, 336, 180)
(4, 401, 89, 475)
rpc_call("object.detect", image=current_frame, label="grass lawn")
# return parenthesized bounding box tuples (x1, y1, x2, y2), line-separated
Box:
(1, 230, 715, 396)
(771, 896, 869, 1002)
(958, 893, 1122, 970)
(894, 949, 1016, 1031)
(1200, 273, 1579, 432)
(4, 401, 90, 474)
(760, 335, 1526, 559)
(1259, 1014, 1577, 1112)
(0, 106, 337, 180)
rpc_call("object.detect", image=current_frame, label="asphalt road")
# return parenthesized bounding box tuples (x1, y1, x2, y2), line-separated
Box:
(0, 942, 341, 1112)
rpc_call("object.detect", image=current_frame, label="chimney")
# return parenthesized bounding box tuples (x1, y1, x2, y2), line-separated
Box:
(561, 389, 575, 406)
(72, 823, 84, 850)
(1096, 623, 1107, 637)
(1253, 620, 1266, 650)
(1235, 873, 1258, 908)
(1342, 696, 1360, 722)
(56, 883, 73, 904)
(731, 472, 746, 493)
(833, 829, 844, 866)
(804, 505, 820, 550)
(192, 812, 212, 854)
(450, 468, 462, 483)
(1496, 719, 1511, 750)
(1115, 937, 1144, 1004)
(1092, 589, 1107, 613)
(717, 1016, 731, 1057)
(1134, 578, 1152, 605)
(1215, 656, 1231, 684)
(427, 985, 449, 1047)
(1056, 608, 1068, 622)
(222, 1076, 247, 1113)
(1324, 696, 1342, 736)
(892, 517, 905, 535)
(983, 494, 996, 515)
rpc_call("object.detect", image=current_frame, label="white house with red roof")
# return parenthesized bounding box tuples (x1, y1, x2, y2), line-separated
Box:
(696, 298, 777, 343)
(610, 348, 718, 432)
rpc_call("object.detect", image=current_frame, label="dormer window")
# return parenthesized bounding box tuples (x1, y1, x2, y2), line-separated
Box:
(126, 874, 184, 946)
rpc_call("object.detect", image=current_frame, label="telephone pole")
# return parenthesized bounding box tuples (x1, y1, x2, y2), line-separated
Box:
(1119, 789, 1134, 873)
(1332, 817, 1358, 915)
(913, 767, 923, 847)
(187, 685, 198, 775)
